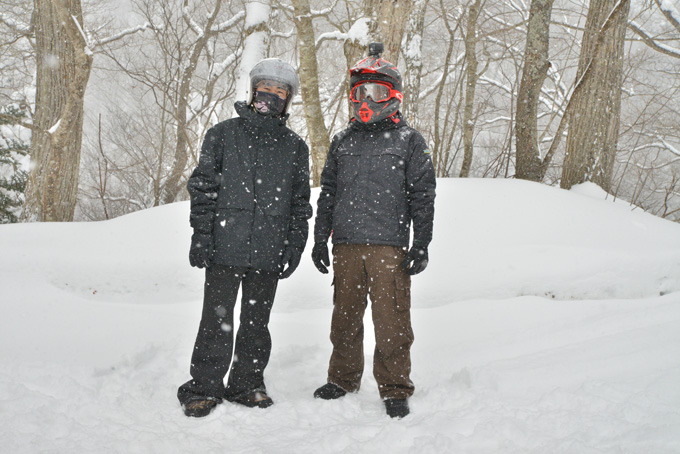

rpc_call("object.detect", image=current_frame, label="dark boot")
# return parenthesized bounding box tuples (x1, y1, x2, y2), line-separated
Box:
(313, 383, 347, 400)
(182, 398, 218, 418)
(227, 390, 274, 409)
(384, 398, 409, 418)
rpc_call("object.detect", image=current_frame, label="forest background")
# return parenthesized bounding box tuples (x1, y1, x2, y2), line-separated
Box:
(0, 0, 678, 224)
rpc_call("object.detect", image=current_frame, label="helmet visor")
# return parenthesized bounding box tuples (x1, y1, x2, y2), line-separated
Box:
(350, 82, 393, 103)
(255, 80, 290, 100)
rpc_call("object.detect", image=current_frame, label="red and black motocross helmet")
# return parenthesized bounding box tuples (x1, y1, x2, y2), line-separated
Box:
(349, 43, 403, 124)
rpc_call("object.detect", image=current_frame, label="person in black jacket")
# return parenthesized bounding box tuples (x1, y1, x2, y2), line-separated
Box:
(177, 58, 312, 418)
(311, 44, 436, 419)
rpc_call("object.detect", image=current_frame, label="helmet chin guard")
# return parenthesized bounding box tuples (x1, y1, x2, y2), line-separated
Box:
(353, 97, 401, 124)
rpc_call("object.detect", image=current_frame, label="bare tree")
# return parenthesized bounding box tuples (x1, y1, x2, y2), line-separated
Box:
(84, 0, 244, 215)
(234, 0, 272, 106)
(515, 0, 554, 182)
(561, 0, 632, 191)
(371, 0, 414, 64)
(161, 0, 229, 204)
(401, 0, 428, 126)
(291, 0, 331, 186)
(459, 0, 482, 178)
(22, 0, 93, 222)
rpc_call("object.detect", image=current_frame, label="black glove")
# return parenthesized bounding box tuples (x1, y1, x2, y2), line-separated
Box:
(311, 242, 330, 274)
(401, 246, 428, 275)
(279, 247, 302, 279)
(189, 232, 213, 269)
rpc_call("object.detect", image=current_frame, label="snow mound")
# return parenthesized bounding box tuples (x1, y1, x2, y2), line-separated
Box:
(1, 179, 678, 309)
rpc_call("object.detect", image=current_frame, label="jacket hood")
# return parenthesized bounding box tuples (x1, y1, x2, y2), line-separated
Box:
(235, 101, 289, 129)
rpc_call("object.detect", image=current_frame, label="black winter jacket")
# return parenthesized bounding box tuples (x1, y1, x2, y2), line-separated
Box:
(314, 114, 436, 248)
(188, 101, 312, 272)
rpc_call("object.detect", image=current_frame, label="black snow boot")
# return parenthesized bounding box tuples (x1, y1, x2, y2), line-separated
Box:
(384, 398, 409, 419)
(313, 383, 347, 400)
(182, 398, 218, 418)
(227, 391, 274, 409)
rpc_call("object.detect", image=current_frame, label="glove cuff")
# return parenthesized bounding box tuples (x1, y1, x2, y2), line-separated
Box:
(411, 242, 428, 251)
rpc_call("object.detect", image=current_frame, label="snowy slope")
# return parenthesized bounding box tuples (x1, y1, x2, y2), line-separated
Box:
(1, 179, 679, 453)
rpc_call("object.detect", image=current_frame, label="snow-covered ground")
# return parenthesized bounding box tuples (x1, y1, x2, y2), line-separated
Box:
(1, 179, 679, 453)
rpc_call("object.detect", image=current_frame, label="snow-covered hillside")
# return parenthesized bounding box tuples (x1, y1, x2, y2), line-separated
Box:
(1, 179, 679, 453)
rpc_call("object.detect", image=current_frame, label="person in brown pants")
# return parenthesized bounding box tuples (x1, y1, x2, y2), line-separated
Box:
(311, 43, 436, 419)
(330, 244, 414, 399)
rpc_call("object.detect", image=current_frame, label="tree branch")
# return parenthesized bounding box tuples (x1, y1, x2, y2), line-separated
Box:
(654, 0, 680, 35)
(627, 21, 680, 59)
(0, 12, 32, 36)
(213, 10, 246, 33)
(0, 112, 36, 131)
(94, 22, 159, 47)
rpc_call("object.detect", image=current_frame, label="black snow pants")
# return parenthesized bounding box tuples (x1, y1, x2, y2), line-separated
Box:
(177, 265, 278, 404)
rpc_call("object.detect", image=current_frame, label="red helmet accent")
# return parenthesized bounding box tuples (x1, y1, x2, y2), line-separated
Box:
(350, 56, 402, 92)
(358, 102, 374, 122)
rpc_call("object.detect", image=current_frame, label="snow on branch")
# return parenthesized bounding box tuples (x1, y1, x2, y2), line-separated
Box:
(292, 0, 338, 20)
(94, 22, 159, 47)
(272, 28, 295, 39)
(310, 0, 340, 17)
(480, 116, 512, 126)
(658, 137, 680, 157)
(210, 49, 242, 83)
(656, 0, 680, 35)
(315, 30, 348, 47)
(213, 10, 246, 33)
(183, 6, 203, 36)
(628, 21, 680, 59)
(245, 2, 270, 29)
(316, 18, 370, 49)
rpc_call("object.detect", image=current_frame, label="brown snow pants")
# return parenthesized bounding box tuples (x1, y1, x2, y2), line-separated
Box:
(327, 243, 415, 400)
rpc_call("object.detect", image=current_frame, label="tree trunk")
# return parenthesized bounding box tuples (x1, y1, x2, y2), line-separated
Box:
(291, 0, 330, 188)
(515, 0, 554, 182)
(24, 0, 92, 222)
(561, 0, 631, 191)
(402, 0, 428, 127)
(344, 0, 414, 121)
(234, 0, 271, 108)
(459, 0, 481, 178)
(372, 0, 414, 65)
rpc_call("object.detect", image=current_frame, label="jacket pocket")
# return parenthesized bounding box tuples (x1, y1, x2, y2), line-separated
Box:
(252, 210, 289, 269)
(213, 208, 251, 259)
(371, 149, 406, 180)
(336, 150, 361, 188)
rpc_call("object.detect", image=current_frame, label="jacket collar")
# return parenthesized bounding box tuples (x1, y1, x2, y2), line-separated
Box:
(350, 111, 406, 133)
(235, 101, 289, 129)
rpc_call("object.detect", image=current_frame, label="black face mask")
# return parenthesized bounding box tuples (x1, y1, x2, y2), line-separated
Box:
(252, 91, 287, 116)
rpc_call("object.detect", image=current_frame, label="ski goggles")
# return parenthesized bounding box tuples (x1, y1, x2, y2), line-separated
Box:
(350, 82, 401, 103)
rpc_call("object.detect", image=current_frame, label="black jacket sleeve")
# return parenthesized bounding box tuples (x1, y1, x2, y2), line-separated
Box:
(313, 134, 340, 244)
(287, 140, 313, 250)
(406, 131, 436, 248)
(187, 126, 222, 235)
